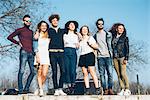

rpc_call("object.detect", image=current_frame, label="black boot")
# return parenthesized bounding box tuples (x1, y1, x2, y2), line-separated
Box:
(70, 83, 75, 95)
(85, 88, 91, 95)
(95, 88, 101, 95)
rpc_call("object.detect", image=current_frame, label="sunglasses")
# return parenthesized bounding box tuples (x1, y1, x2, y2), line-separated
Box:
(97, 23, 104, 26)
(24, 20, 32, 23)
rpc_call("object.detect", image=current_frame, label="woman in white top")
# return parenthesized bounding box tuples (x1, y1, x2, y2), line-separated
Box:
(63, 21, 79, 94)
(34, 21, 50, 96)
(78, 25, 100, 95)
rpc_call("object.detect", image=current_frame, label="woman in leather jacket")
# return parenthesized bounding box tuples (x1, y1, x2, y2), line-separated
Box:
(111, 23, 131, 96)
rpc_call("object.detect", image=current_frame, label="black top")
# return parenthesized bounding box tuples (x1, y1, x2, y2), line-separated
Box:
(48, 28, 65, 49)
(112, 35, 129, 60)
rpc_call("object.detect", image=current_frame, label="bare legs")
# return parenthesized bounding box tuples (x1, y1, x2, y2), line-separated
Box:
(37, 64, 49, 96)
(82, 66, 99, 94)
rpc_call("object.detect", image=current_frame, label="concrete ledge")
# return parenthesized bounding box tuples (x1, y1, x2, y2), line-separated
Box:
(0, 95, 150, 100)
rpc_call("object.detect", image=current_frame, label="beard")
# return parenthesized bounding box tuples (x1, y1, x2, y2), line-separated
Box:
(24, 24, 30, 28)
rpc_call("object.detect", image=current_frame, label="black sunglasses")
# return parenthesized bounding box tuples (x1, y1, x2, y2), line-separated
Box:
(97, 23, 104, 26)
(24, 20, 32, 23)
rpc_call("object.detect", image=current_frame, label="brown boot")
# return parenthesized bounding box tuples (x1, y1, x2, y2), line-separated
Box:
(108, 89, 114, 95)
(104, 89, 109, 95)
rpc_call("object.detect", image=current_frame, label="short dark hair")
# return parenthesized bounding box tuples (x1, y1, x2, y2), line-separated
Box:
(23, 15, 30, 21)
(96, 18, 104, 26)
(48, 14, 60, 23)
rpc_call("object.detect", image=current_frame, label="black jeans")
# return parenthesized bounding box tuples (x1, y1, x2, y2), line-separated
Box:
(49, 52, 65, 89)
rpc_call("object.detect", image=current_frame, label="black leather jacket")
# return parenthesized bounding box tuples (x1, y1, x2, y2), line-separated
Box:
(112, 33, 129, 60)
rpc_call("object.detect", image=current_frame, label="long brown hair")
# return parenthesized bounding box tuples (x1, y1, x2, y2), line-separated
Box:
(79, 25, 91, 36)
(37, 21, 49, 38)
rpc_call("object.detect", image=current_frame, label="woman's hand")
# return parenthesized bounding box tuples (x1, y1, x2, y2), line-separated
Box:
(76, 32, 83, 41)
(34, 30, 40, 39)
(35, 52, 40, 64)
(75, 43, 80, 48)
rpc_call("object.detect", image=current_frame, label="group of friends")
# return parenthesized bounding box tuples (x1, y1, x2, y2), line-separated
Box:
(7, 14, 131, 96)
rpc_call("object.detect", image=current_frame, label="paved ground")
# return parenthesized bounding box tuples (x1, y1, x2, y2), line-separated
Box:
(0, 95, 150, 100)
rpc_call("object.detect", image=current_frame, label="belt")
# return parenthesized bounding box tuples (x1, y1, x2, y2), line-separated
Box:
(49, 49, 64, 52)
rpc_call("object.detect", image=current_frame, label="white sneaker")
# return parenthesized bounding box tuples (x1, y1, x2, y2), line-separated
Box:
(124, 89, 131, 96)
(39, 89, 44, 97)
(59, 89, 67, 96)
(117, 89, 124, 96)
(54, 89, 59, 96)
(34, 89, 39, 95)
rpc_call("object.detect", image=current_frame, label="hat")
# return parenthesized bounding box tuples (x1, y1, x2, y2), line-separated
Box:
(65, 21, 79, 29)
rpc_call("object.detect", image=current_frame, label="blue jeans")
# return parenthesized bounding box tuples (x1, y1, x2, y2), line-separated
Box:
(33, 40, 38, 52)
(97, 57, 113, 90)
(64, 47, 77, 84)
(18, 49, 36, 92)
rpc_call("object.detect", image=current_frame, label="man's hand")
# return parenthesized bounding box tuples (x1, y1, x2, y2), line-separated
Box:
(123, 59, 128, 64)
(19, 42, 23, 47)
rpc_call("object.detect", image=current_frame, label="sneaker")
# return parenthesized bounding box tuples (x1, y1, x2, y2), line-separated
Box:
(39, 89, 44, 97)
(34, 89, 39, 95)
(59, 89, 67, 96)
(124, 89, 131, 96)
(117, 89, 124, 96)
(54, 89, 59, 96)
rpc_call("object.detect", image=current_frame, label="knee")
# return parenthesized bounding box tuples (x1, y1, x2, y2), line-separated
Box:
(83, 71, 88, 77)
(43, 72, 48, 78)
(121, 72, 127, 78)
(38, 69, 42, 76)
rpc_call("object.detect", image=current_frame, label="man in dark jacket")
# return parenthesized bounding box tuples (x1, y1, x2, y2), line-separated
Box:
(48, 14, 67, 96)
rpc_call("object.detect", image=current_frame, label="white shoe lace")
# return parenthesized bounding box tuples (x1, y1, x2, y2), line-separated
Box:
(124, 89, 131, 96)
(39, 89, 44, 96)
(59, 89, 67, 96)
(54, 90, 59, 96)
(34, 89, 39, 95)
(117, 89, 124, 96)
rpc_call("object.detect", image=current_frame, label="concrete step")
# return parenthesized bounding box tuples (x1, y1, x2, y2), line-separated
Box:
(0, 95, 150, 100)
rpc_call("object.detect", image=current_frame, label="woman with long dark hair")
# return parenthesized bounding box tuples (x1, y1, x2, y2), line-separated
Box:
(63, 21, 79, 94)
(111, 23, 131, 96)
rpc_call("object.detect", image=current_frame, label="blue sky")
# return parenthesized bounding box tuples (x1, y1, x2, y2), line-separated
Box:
(46, 0, 150, 85)
(47, 0, 149, 41)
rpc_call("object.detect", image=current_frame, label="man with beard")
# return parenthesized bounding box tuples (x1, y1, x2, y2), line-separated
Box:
(7, 15, 36, 94)
(94, 18, 114, 95)
(48, 14, 67, 96)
